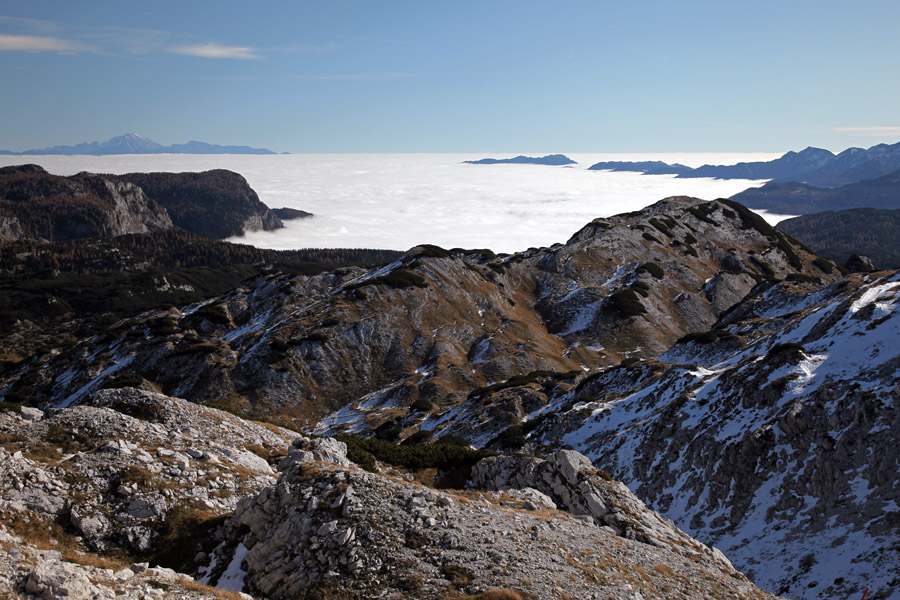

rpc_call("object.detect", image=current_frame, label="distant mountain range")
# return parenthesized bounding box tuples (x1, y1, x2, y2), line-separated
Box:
(589, 141, 900, 187)
(0, 133, 278, 156)
(463, 154, 576, 165)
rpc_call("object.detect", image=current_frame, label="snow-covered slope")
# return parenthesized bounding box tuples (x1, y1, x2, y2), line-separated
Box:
(532, 272, 900, 599)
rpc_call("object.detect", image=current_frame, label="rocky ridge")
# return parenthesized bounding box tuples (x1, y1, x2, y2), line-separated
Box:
(203, 439, 777, 600)
(3, 197, 834, 439)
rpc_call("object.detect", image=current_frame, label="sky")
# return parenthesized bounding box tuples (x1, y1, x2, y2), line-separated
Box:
(1, 0, 899, 154)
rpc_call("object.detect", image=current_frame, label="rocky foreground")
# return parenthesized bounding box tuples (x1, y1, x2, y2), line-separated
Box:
(0, 388, 780, 599)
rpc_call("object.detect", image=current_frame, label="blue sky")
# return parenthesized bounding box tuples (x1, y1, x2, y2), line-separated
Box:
(1, 0, 899, 153)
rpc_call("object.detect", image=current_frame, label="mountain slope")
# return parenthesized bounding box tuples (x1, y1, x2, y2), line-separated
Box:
(776, 207, 900, 268)
(732, 167, 900, 215)
(2, 197, 830, 431)
(523, 271, 900, 599)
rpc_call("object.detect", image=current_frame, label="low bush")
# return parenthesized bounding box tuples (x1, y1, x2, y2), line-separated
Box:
(492, 424, 526, 449)
(608, 288, 646, 317)
(400, 430, 434, 446)
(409, 397, 433, 412)
(630, 281, 650, 298)
(636, 261, 665, 279)
(347, 269, 428, 290)
(812, 257, 835, 274)
(468, 370, 577, 399)
(192, 303, 230, 325)
(102, 372, 144, 389)
(169, 341, 218, 356)
(335, 434, 496, 485)
(676, 329, 736, 345)
(786, 273, 821, 284)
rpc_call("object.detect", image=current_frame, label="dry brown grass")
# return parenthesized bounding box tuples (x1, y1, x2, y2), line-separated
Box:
(3, 510, 131, 571)
(180, 579, 253, 599)
(653, 563, 675, 577)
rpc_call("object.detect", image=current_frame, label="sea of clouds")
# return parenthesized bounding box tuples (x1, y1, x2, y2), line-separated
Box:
(0, 152, 788, 253)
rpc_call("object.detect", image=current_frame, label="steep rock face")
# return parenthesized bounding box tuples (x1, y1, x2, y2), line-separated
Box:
(0, 165, 173, 242)
(113, 170, 282, 239)
(203, 447, 779, 600)
(8, 198, 831, 441)
(527, 271, 900, 599)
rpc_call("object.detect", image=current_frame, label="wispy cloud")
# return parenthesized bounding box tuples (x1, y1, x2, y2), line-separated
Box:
(0, 33, 95, 53)
(168, 42, 260, 60)
(293, 72, 412, 81)
(181, 72, 413, 82)
(834, 126, 900, 136)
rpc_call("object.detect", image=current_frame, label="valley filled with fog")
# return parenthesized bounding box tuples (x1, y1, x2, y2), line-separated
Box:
(0, 152, 784, 252)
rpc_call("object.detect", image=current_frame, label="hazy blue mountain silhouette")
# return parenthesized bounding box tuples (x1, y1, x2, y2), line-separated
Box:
(589, 141, 900, 187)
(463, 154, 576, 166)
(0, 133, 277, 155)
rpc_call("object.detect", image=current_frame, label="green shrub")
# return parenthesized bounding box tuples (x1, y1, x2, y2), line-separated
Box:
(492, 424, 526, 449)
(437, 434, 471, 447)
(414, 244, 452, 259)
(608, 288, 646, 317)
(812, 257, 834, 274)
(636, 262, 665, 279)
(766, 343, 807, 364)
(676, 329, 735, 345)
(468, 370, 576, 399)
(148, 316, 179, 336)
(786, 273, 821, 284)
(1, 387, 40, 405)
(347, 269, 428, 290)
(648, 218, 673, 238)
(335, 434, 496, 477)
(192, 303, 230, 325)
(169, 341, 218, 356)
(270, 339, 290, 353)
(631, 281, 650, 298)
(0, 401, 22, 414)
(102, 372, 144, 389)
(409, 397, 433, 412)
(400, 430, 434, 446)
(687, 205, 718, 225)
